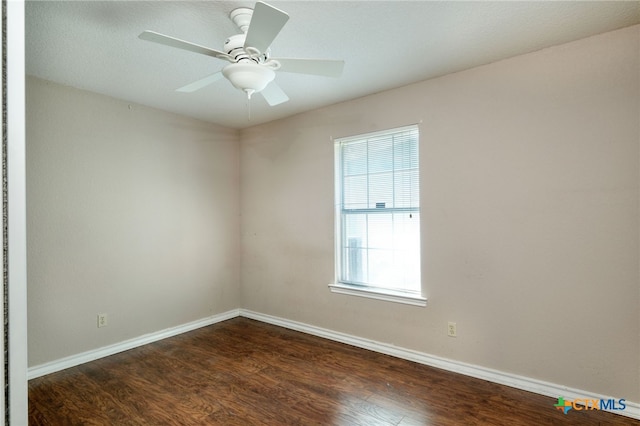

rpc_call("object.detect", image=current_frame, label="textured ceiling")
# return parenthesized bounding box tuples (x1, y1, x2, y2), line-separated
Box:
(26, 1, 640, 129)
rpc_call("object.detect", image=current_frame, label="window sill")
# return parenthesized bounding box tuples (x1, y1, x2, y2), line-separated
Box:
(328, 283, 427, 307)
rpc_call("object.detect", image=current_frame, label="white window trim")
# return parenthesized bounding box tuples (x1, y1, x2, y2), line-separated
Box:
(328, 282, 427, 307)
(331, 124, 426, 307)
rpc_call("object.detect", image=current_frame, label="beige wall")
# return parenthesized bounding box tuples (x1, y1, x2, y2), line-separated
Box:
(240, 25, 639, 400)
(26, 77, 241, 366)
(26, 24, 639, 403)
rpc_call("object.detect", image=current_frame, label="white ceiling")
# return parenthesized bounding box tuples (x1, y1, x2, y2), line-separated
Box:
(26, 1, 640, 129)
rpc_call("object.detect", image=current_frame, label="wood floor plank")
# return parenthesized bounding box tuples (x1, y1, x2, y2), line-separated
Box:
(29, 318, 639, 425)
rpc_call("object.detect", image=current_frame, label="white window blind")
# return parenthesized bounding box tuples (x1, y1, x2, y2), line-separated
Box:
(335, 125, 421, 295)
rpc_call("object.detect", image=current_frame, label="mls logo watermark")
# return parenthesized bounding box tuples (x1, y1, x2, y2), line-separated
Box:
(554, 396, 626, 414)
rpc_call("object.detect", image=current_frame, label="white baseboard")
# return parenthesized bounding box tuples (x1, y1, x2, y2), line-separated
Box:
(240, 309, 640, 421)
(27, 308, 639, 421)
(27, 309, 240, 380)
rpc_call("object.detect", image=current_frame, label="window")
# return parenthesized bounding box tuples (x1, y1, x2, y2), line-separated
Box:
(331, 125, 425, 306)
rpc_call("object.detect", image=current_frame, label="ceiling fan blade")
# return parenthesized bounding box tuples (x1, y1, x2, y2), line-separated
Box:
(176, 72, 224, 93)
(244, 2, 289, 52)
(139, 31, 228, 60)
(275, 58, 345, 78)
(261, 82, 289, 106)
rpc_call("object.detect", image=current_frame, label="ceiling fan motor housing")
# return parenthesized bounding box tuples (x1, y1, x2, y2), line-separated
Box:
(224, 34, 270, 64)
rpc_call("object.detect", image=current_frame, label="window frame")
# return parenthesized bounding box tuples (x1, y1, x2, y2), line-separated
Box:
(330, 125, 426, 307)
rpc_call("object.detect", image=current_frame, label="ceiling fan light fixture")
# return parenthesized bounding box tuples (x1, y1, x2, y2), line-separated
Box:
(222, 62, 275, 98)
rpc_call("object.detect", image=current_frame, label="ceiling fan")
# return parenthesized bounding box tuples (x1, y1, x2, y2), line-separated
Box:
(139, 1, 345, 106)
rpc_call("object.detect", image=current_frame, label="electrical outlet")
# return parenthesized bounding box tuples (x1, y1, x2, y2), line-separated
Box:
(447, 321, 457, 337)
(97, 313, 108, 328)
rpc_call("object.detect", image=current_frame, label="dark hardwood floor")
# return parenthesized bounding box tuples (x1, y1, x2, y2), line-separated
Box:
(29, 317, 636, 425)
